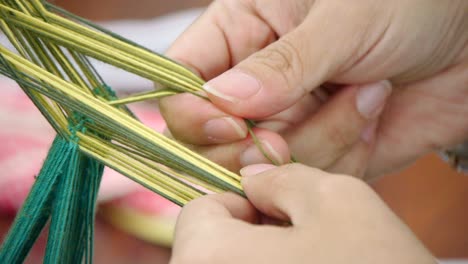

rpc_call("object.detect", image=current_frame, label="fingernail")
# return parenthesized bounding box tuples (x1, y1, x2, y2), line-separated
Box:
(240, 140, 283, 167)
(356, 80, 392, 119)
(203, 117, 247, 142)
(240, 164, 276, 177)
(203, 69, 261, 102)
(361, 121, 378, 144)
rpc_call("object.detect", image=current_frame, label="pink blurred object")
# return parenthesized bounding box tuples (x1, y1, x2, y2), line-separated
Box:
(0, 80, 179, 220)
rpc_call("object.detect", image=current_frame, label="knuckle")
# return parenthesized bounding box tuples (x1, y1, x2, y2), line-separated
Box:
(250, 38, 304, 91)
(267, 163, 311, 194)
(257, 42, 294, 73)
(325, 123, 355, 154)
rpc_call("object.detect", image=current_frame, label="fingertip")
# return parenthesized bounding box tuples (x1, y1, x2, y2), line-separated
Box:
(239, 129, 290, 167)
(356, 80, 392, 119)
(203, 69, 295, 119)
(159, 93, 248, 145)
(203, 116, 248, 144)
(203, 69, 261, 103)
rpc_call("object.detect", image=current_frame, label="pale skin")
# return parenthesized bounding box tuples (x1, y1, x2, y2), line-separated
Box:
(161, 0, 468, 262)
(160, 0, 468, 178)
(171, 164, 436, 264)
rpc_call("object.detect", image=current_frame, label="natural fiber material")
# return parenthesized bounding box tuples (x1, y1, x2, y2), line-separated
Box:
(0, 0, 237, 262)
(1, 137, 69, 263)
(0, 0, 243, 205)
(0, 0, 282, 262)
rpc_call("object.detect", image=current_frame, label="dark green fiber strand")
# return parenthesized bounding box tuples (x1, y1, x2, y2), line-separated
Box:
(0, 136, 73, 263)
(44, 143, 103, 264)
(0, 55, 109, 263)
(1, 61, 243, 197)
(82, 158, 105, 263)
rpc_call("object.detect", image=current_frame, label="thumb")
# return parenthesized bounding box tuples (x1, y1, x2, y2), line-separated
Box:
(203, 28, 328, 119)
(202, 9, 366, 119)
(240, 163, 324, 224)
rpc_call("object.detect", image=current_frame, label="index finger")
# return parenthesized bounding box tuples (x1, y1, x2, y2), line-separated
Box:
(166, 0, 276, 80)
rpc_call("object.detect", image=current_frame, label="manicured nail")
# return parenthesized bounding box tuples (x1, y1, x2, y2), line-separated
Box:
(356, 80, 392, 119)
(240, 140, 283, 167)
(203, 69, 261, 102)
(203, 117, 247, 142)
(240, 164, 276, 177)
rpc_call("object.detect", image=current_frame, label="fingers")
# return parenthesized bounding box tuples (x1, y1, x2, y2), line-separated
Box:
(172, 193, 289, 264)
(255, 92, 323, 133)
(161, 81, 391, 176)
(201, 3, 377, 119)
(201, 29, 319, 118)
(173, 193, 258, 262)
(192, 128, 290, 171)
(284, 81, 392, 172)
(177, 193, 258, 227)
(367, 62, 468, 179)
(326, 128, 376, 178)
(166, 0, 276, 80)
(160, 90, 320, 145)
(240, 163, 325, 224)
(159, 93, 247, 144)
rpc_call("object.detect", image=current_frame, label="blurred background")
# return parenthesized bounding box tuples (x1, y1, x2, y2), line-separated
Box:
(0, 0, 467, 263)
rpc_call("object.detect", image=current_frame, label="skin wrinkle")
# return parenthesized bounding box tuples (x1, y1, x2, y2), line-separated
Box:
(238, 0, 278, 36)
(215, 0, 277, 68)
(395, 2, 466, 83)
(369, 63, 468, 177)
(433, 3, 468, 68)
(302, 7, 361, 84)
(435, 0, 468, 65)
(252, 0, 312, 36)
(248, 36, 306, 97)
(318, 2, 395, 84)
(281, 38, 306, 94)
(453, 8, 468, 65)
(211, 4, 235, 73)
(339, 21, 391, 78)
(162, 0, 468, 182)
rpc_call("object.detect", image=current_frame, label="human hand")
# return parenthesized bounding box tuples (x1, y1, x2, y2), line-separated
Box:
(171, 163, 436, 264)
(160, 0, 468, 179)
(162, 80, 391, 177)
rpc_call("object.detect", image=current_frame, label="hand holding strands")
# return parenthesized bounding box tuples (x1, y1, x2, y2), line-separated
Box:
(161, 0, 468, 180)
(167, 0, 467, 263)
(171, 164, 436, 264)
(0, 0, 250, 205)
(0, 0, 282, 263)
